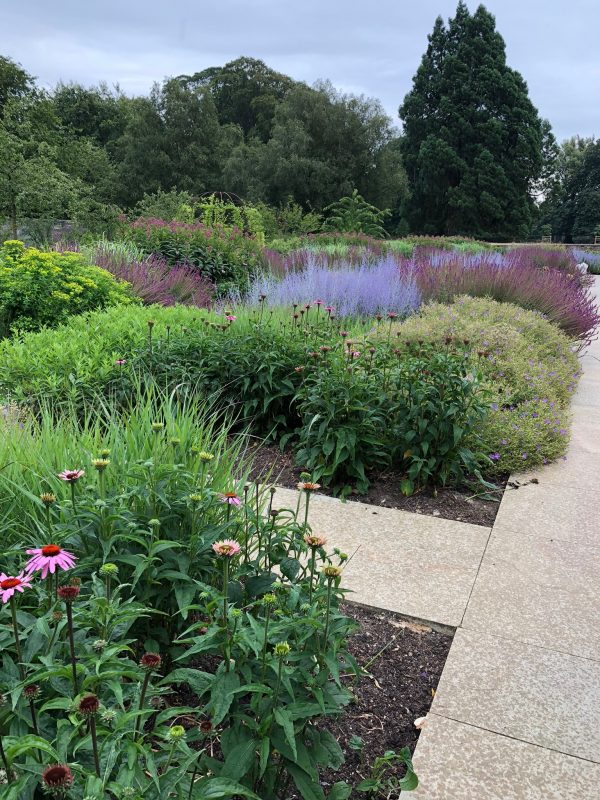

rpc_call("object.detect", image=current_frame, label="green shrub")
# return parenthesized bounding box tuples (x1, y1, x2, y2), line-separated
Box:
(392, 296, 579, 474)
(121, 219, 265, 293)
(0, 390, 364, 798)
(0, 240, 134, 337)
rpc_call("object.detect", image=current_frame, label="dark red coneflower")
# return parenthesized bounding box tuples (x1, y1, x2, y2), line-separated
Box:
(78, 693, 100, 716)
(57, 585, 80, 603)
(42, 765, 74, 797)
(139, 653, 162, 672)
(23, 684, 41, 700)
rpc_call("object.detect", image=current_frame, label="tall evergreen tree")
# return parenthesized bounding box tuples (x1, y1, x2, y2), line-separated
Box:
(399, 2, 545, 240)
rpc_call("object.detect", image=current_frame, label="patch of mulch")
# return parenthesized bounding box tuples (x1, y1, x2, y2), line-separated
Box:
(314, 603, 452, 797)
(244, 439, 506, 527)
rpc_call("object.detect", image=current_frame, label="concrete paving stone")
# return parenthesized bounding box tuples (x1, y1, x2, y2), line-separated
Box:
(272, 486, 491, 627)
(491, 481, 600, 547)
(571, 371, 600, 408)
(461, 528, 600, 660)
(512, 447, 600, 490)
(411, 714, 600, 800)
(430, 628, 600, 762)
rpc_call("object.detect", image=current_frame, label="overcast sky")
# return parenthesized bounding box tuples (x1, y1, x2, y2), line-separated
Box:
(1, 0, 597, 142)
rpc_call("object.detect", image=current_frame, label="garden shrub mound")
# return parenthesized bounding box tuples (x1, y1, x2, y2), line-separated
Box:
(0, 390, 422, 799)
(393, 296, 579, 474)
(0, 240, 134, 337)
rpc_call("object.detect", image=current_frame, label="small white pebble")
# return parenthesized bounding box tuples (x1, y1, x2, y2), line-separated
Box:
(414, 716, 427, 729)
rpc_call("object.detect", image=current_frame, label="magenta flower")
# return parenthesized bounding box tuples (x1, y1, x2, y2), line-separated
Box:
(489, 453, 501, 462)
(219, 492, 241, 507)
(115, 359, 126, 366)
(225, 315, 237, 322)
(212, 540, 241, 558)
(351, 351, 361, 358)
(0, 572, 33, 604)
(58, 469, 85, 483)
(25, 545, 77, 579)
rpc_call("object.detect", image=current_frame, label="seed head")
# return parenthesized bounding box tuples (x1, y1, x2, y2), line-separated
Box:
(57, 585, 80, 603)
(42, 764, 74, 797)
(40, 493, 56, 506)
(23, 684, 41, 700)
(78, 693, 100, 716)
(199, 719, 213, 734)
(99, 563, 118, 577)
(139, 652, 162, 672)
(101, 708, 117, 724)
(262, 593, 277, 606)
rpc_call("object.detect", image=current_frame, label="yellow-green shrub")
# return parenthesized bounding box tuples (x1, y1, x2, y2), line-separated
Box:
(0, 240, 135, 337)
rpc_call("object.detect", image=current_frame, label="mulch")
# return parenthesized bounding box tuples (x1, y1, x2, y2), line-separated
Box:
(245, 439, 506, 527)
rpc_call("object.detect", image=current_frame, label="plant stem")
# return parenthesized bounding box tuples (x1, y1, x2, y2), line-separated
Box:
(65, 602, 78, 693)
(260, 606, 272, 679)
(188, 764, 198, 800)
(28, 699, 39, 735)
(90, 716, 101, 776)
(10, 597, 24, 681)
(308, 549, 316, 604)
(322, 579, 333, 652)
(135, 672, 152, 737)
(0, 736, 11, 784)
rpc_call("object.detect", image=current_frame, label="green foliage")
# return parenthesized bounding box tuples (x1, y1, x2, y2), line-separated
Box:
(357, 749, 418, 794)
(0, 240, 134, 337)
(121, 218, 265, 293)
(399, 2, 545, 239)
(323, 190, 390, 237)
(0, 390, 363, 798)
(395, 296, 579, 473)
(295, 343, 489, 495)
(133, 189, 196, 223)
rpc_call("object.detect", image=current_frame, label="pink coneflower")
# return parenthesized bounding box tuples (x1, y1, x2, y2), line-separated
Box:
(340, 331, 348, 338)
(139, 652, 162, 672)
(304, 534, 327, 548)
(219, 492, 241, 506)
(42, 765, 74, 796)
(57, 585, 80, 603)
(297, 481, 321, 492)
(351, 351, 360, 359)
(325, 306, 334, 313)
(57, 469, 85, 483)
(225, 315, 237, 322)
(25, 545, 77, 579)
(0, 572, 32, 603)
(212, 540, 241, 558)
(314, 299, 323, 306)
(115, 359, 126, 366)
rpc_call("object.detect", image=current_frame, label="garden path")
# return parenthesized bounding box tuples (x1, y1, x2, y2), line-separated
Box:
(411, 276, 600, 799)
(275, 277, 600, 798)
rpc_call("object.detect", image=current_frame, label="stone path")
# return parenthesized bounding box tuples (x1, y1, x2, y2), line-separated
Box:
(274, 278, 600, 798)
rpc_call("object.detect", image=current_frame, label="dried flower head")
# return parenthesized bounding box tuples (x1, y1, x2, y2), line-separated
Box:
(139, 653, 161, 672)
(52, 610, 63, 622)
(23, 684, 41, 700)
(199, 719, 213, 734)
(42, 764, 74, 797)
(149, 695, 166, 710)
(78, 693, 100, 716)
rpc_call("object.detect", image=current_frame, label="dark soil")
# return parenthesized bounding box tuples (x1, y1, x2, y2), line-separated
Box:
(316, 603, 452, 797)
(245, 440, 505, 527)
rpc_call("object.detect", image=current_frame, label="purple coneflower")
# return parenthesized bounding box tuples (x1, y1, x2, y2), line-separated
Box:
(0, 572, 32, 603)
(25, 545, 77, 579)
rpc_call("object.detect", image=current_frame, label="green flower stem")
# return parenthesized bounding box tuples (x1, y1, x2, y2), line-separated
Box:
(65, 602, 79, 694)
(322, 579, 334, 653)
(70, 482, 77, 515)
(243, 487, 250, 563)
(272, 658, 284, 710)
(10, 597, 24, 681)
(135, 671, 152, 738)
(45, 504, 52, 533)
(163, 741, 176, 774)
(27, 698, 39, 736)
(303, 492, 311, 529)
(308, 549, 317, 604)
(222, 559, 230, 628)
(260, 606, 272, 679)
(0, 736, 11, 784)
(90, 716, 101, 776)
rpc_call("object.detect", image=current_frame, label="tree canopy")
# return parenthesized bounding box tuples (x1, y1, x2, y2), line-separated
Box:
(399, 2, 546, 240)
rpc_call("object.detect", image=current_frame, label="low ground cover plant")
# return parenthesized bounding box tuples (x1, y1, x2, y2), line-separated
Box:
(0, 241, 134, 338)
(0, 391, 398, 798)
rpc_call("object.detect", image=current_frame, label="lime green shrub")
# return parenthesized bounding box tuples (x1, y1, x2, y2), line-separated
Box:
(393, 296, 580, 473)
(0, 240, 134, 337)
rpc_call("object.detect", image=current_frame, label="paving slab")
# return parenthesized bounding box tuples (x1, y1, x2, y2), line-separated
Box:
(461, 527, 600, 659)
(411, 714, 600, 800)
(272, 486, 490, 627)
(513, 448, 600, 490)
(491, 481, 600, 546)
(571, 370, 600, 408)
(430, 628, 600, 762)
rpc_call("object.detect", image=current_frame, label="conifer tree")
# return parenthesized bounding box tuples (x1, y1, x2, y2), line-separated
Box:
(400, 2, 545, 240)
